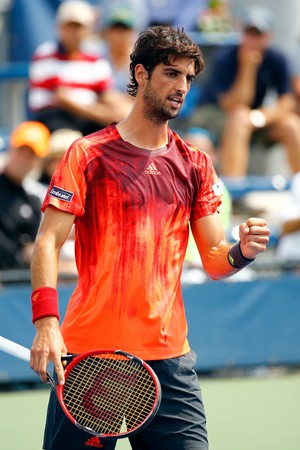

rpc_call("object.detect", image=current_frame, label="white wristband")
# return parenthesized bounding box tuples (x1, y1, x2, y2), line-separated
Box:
(249, 109, 266, 128)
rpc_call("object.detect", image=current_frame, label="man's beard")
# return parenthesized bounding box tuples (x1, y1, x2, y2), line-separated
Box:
(142, 81, 181, 124)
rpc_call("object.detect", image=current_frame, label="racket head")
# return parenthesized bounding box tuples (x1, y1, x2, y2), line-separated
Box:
(56, 349, 161, 439)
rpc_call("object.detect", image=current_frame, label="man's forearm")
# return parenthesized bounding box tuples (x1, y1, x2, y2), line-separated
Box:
(31, 237, 59, 290)
(201, 242, 240, 280)
(219, 66, 258, 110)
(219, 50, 261, 109)
(56, 90, 132, 125)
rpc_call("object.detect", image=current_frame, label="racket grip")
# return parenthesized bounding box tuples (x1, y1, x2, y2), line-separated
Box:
(0, 336, 31, 362)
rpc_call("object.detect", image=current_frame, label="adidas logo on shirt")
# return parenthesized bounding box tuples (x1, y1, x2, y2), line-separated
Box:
(144, 162, 161, 175)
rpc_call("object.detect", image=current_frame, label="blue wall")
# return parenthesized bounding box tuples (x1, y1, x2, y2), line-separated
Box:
(9, 0, 59, 62)
(8, 0, 99, 62)
(185, 276, 300, 369)
(0, 274, 300, 383)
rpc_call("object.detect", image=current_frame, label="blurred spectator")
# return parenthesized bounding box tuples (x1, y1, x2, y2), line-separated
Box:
(275, 172, 300, 266)
(0, 121, 50, 270)
(39, 128, 83, 188)
(189, 5, 300, 178)
(28, 0, 132, 136)
(97, 4, 139, 95)
(98, 0, 148, 32)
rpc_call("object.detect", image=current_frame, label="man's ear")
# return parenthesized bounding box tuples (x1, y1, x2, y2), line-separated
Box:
(135, 64, 148, 85)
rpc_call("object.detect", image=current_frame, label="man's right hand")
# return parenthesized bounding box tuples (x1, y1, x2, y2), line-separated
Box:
(238, 46, 263, 67)
(30, 316, 67, 385)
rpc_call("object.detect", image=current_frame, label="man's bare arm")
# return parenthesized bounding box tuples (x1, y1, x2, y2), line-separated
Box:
(191, 212, 270, 280)
(219, 47, 262, 110)
(55, 87, 133, 125)
(30, 207, 75, 385)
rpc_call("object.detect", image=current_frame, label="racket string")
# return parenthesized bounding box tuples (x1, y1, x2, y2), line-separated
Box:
(122, 371, 156, 428)
(62, 353, 157, 435)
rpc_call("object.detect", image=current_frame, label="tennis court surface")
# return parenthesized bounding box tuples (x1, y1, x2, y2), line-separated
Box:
(1, 369, 299, 450)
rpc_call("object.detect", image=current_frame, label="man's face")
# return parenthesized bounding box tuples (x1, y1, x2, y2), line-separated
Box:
(242, 27, 271, 52)
(104, 23, 135, 50)
(6, 146, 39, 184)
(58, 22, 90, 52)
(141, 58, 196, 123)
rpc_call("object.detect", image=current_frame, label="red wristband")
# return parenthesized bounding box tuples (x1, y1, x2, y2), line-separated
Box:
(31, 287, 60, 324)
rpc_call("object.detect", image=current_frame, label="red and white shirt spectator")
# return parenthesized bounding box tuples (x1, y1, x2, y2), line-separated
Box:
(28, 41, 113, 111)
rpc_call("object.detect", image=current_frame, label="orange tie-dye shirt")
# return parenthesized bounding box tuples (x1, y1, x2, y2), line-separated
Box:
(42, 124, 221, 360)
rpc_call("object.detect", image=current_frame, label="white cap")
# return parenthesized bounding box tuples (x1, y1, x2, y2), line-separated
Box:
(48, 128, 83, 158)
(241, 5, 274, 34)
(56, 1, 95, 27)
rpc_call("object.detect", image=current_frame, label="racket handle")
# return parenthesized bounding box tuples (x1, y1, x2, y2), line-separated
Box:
(0, 336, 31, 362)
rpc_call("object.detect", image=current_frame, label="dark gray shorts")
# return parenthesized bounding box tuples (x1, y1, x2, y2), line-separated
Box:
(43, 350, 208, 450)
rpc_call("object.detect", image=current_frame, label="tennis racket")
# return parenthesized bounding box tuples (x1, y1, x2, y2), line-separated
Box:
(0, 336, 161, 439)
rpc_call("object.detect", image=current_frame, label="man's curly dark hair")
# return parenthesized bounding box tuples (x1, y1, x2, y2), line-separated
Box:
(127, 25, 204, 97)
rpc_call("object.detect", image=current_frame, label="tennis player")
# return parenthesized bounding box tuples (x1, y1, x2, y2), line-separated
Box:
(30, 25, 270, 450)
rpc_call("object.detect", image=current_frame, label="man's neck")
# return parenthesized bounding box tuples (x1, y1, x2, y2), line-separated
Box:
(116, 106, 170, 150)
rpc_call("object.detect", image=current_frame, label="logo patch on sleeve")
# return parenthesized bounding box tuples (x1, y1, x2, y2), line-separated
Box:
(49, 186, 74, 202)
(212, 181, 224, 196)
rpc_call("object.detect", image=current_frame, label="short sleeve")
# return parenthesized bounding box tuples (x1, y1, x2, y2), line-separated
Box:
(190, 151, 223, 222)
(41, 138, 89, 217)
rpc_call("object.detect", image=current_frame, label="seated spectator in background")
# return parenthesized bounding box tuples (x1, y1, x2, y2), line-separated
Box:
(28, 0, 132, 136)
(190, 5, 300, 178)
(98, 0, 148, 33)
(97, 3, 139, 96)
(39, 128, 83, 189)
(0, 121, 50, 270)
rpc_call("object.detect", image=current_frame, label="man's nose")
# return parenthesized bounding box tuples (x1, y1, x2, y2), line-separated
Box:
(176, 77, 189, 94)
